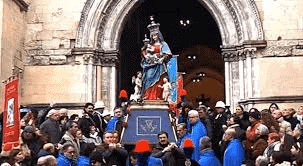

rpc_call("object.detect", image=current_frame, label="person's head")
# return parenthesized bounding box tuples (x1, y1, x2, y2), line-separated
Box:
(197, 105, 207, 119)
(188, 110, 199, 124)
(80, 143, 95, 157)
(269, 103, 279, 113)
(137, 71, 142, 78)
(22, 125, 36, 140)
(112, 131, 120, 143)
(223, 128, 236, 142)
(255, 155, 269, 166)
(163, 77, 168, 83)
(256, 124, 269, 136)
(249, 108, 261, 123)
(267, 132, 280, 145)
(89, 125, 97, 133)
(199, 136, 212, 151)
(151, 33, 160, 42)
(182, 138, 194, 158)
(182, 102, 193, 116)
(272, 109, 282, 120)
(84, 103, 94, 115)
(103, 132, 113, 145)
(176, 123, 187, 138)
(94, 101, 105, 112)
(7, 148, 24, 164)
(215, 101, 225, 113)
(114, 107, 123, 118)
(235, 105, 244, 116)
(66, 120, 79, 137)
(76, 130, 83, 139)
(91, 150, 105, 166)
(129, 152, 138, 165)
(37, 155, 57, 166)
(59, 115, 68, 125)
(62, 144, 76, 160)
(282, 108, 293, 118)
(157, 131, 169, 145)
(70, 114, 79, 122)
(227, 115, 239, 126)
(133, 139, 152, 153)
(102, 109, 112, 121)
(47, 109, 61, 121)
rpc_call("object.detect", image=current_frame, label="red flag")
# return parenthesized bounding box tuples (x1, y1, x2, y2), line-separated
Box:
(2, 78, 20, 153)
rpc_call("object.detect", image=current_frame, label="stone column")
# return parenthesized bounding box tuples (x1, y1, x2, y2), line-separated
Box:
(246, 51, 253, 98)
(239, 54, 245, 100)
(101, 50, 119, 111)
(72, 48, 96, 103)
(224, 59, 231, 107)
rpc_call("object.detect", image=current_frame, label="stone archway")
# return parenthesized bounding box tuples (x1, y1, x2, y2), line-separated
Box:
(75, 0, 266, 111)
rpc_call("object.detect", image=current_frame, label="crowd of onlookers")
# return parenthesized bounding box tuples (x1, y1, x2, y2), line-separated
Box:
(0, 99, 303, 166)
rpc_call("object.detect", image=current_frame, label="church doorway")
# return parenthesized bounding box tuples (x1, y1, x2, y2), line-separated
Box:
(119, 0, 223, 108)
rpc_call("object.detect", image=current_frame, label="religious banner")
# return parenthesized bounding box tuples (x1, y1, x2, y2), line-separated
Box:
(2, 78, 20, 153)
(167, 55, 178, 103)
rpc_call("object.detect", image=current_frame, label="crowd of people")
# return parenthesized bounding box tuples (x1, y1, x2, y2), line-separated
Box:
(0, 100, 303, 166)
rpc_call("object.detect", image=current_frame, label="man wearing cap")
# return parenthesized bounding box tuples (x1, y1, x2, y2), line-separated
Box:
(178, 138, 199, 166)
(133, 139, 163, 166)
(92, 101, 106, 137)
(40, 109, 62, 144)
(213, 101, 228, 157)
(101, 109, 112, 130)
(187, 110, 207, 162)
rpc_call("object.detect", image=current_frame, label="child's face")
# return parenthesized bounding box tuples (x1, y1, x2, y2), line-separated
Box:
(138, 72, 142, 78)
(163, 78, 167, 82)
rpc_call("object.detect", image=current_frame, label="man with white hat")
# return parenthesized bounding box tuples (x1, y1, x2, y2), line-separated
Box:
(212, 100, 229, 160)
(92, 101, 106, 137)
(40, 109, 63, 144)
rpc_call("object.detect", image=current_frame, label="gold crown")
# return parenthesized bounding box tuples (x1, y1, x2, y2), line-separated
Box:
(147, 16, 160, 34)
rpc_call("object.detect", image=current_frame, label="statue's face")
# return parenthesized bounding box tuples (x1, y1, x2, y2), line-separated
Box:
(152, 33, 159, 41)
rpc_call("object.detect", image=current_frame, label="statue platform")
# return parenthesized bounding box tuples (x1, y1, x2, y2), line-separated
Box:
(120, 100, 177, 145)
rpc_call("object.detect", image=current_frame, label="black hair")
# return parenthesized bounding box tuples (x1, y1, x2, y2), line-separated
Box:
(80, 143, 95, 157)
(157, 131, 168, 139)
(65, 120, 78, 130)
(62, 144, 75, 151)
(84, 103, 94, 109)
(70, 114, 79, 121)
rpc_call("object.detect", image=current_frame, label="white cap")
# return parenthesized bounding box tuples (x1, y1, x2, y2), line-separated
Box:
(101, 109, 112, 117)
(94, 101, 105, 109)
(46, 109, 60, 117)
(215, 101, 225, 109)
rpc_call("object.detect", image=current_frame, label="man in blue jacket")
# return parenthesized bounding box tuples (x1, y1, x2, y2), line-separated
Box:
(187, 110, 207, 161)
(176, 123, 191, 148)
(198, 136, 221, 166)
(57, 144, 77, 166)
(223, 128, 245, 166)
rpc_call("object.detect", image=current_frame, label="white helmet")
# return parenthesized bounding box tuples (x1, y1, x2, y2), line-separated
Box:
(215, 101, 225, 109)
(94, 101, 105, 109)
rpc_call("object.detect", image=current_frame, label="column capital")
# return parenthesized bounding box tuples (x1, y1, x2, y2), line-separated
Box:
(101, 50, 119, 67)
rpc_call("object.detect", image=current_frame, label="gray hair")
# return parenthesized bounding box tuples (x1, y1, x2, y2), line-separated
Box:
(188, 110, 199, 117)
(255, 156, 269, 166)
(258, 124, 269, 136)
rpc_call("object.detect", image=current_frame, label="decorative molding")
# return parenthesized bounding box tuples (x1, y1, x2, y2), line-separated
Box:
(13, 0, 29, 12)
(96, 0, 120, 48)
(222, 40, 266, 61)
(238, 96, 303, 105)
(221, 0, 243, 42)
(101, 50, 119, 67)
(76, 0, 95, 47)
(247, 0, 264, 40)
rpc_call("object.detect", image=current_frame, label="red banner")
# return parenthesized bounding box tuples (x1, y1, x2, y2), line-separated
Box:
(2, 78, 20, 153)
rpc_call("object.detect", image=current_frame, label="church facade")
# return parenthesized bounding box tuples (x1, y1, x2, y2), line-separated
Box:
(1, 0, 303, 112)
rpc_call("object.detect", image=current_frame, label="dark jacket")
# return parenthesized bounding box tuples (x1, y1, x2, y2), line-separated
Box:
(152, 143, 186, 166)
(98, 143, 128, 166)
(40, 118, 62, 144)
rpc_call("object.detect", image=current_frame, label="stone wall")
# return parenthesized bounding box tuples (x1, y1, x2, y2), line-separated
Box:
(0, 0, 28, 112)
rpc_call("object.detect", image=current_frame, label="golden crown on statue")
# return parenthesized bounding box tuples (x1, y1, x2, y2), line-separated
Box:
(147, 16, 160, 34)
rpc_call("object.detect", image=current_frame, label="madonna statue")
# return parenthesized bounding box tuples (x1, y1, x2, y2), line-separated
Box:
(141, 17, 172, 100)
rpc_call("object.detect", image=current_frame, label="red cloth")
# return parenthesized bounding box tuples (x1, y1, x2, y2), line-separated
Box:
(143, 75, 164, 100)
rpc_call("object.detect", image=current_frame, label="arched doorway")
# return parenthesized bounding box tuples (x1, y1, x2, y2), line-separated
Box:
(76, 0, 264, 111)
(119, 0, 223, 108)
